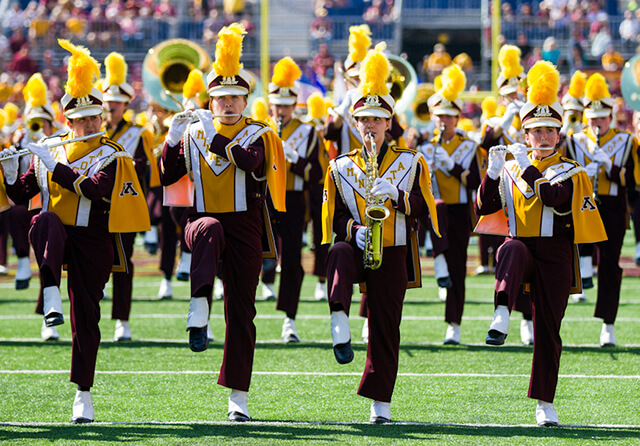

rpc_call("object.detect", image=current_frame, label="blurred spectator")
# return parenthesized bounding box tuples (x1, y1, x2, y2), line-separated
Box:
(517, 32, 533, 64)
(601, 43, 624, 71)
(312, 43, 335, 90)
(9, 28, 27, 54)
(7, 44, 38, 76)
(310, 7, 333, 50)
(424, 43, 451, 82)
(2, 2, 27, 35)
(154, 0, 176, 18)
(619, 10, 639, 50)
(526, 46, 543, 69)
(542, 36, 563, 66)
(568, 41, 587, 70)
(202, 9, 222, 51)
(591, 21, 612, 57)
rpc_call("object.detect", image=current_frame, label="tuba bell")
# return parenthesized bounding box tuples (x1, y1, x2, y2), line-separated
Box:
(386, 54, 418, 116)
(143, 39, 212, 112)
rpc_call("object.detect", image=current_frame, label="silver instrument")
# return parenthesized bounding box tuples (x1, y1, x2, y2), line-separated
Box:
(592, 126, 602, 205)
(0, 131, 106, 162)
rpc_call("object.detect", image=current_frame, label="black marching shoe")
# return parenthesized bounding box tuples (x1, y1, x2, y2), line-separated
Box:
(15, 278, 30, 290)
(228, 411, 251, 422)
(44, 312, 64, 327)
(188, 326, 209, 352)
(437, 276, 452, 288)
(333, 341, 354, 364)
(370, 416, 390, 424)
(485, 329, 507, 346)
(582, 277, 593, 289)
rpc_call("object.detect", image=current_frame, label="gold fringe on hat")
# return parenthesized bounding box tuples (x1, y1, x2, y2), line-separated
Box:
(104, 52, 127, 86)
(568, 70, 587, 99)
(183, 69, 206, 99)
(348, 24, 372, 64)
(441, 64, 466, 102)
(585, 72, 610, 101)
(307, 92, 327, 120)
(272, 57, 301, 88)
(358, 42, 391, 97)
(498, 45, 524, 80)
(23, 73, 48, 108)
(58, 39, 101, 98)
(481, 96, 498, 120)
(527, 61, 558, 105)
(212, 23, 246, 78)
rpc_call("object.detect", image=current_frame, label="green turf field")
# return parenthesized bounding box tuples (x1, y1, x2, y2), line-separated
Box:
(1, 235, 639, 445)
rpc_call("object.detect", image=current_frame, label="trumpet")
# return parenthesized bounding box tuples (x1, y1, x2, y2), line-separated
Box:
(0, 131, 106, 162)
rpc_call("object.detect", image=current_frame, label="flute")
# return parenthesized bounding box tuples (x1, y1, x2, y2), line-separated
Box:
(489, 145, 550, 153)
(0, 131, 106, 162)
(593, 127, 601, 205)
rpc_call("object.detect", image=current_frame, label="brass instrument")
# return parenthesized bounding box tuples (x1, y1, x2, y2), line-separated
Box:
(27, 118, 44, 134)
(568, 113, 580, 124)
(363, 132, 390, 270)
(386, 55, 418, 116)
(592, 126, 601, 205)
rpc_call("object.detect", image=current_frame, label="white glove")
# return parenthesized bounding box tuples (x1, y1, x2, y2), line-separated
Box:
(284, 148, 300, 164)
(486, 146, 507, 180)
(509, 143, 531, 170)
(332, 89, 357, 117)
(355, 226, 366, 251)
(165, 114, 189, 146)
(371, 177, 399, 202)
(499, 101, 521, 131)
(592, 150, 613, 173)
(585, 162, 599, 178)
(560, 118, 571, 136)
(0, 147, 19, 185)
(435, 146, 455, 171)
(27, 142, 57, 172)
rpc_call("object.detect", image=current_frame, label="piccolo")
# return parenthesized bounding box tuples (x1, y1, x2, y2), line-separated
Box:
(0, 131, 106, 162)
(489, 146, 553, 153)
(172, 110, 241, 122)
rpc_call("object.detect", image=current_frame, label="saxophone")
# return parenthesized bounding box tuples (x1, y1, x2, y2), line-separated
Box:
(363, 132, 390, 270)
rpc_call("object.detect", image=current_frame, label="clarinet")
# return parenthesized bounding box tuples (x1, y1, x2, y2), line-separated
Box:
(593, 126, 601, 205)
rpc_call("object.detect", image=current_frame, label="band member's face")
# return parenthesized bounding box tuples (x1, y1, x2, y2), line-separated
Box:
(355, 116, 390, 149)
(210, 94, 247, 124)
(105, 101, 127, 125)
(69, 114, 102, 137)
(588, 115, 612, 137)
(433, 114, 459, 136)
(525, 126, 559, 148)
(270, 103, 295, 126)
(148, 102, 171, 125)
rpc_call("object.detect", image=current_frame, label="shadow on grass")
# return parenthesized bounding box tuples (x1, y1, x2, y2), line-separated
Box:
(1, 422, 639, 443)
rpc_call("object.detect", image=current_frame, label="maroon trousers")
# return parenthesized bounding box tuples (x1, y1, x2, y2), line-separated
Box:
(430, 201, 471, 325)
(593, 196, 626, 324)
(184, 207, 263, 392)
(111, 232, 136, 321)
(159, 206, 188, 279)
(275, 191, 306, 317)
(494, 235, 572, 403)
(478, 234, 504, 267)
(327, 242, 407, 403)
(30, 211, 113, 388)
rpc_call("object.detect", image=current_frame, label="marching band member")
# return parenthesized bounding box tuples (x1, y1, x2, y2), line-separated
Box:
(322, 43, 439, 423)
(267, 57, 323, 342)
(0, 39, 150, 423)
(476, 61, 606, 426)
(159, 23, 286, 422)
(101, 52, 157, 342)
(480, 44, 534, 344)
(419, 63, 481, 344)
(564, 73, 640, 346)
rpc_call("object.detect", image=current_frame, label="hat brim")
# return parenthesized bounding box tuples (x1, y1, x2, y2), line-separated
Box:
(103, 94, 130, 103)
(352, 107, 391, 118)
(269, 96, 297, 106)
(65, 105, 103, 120)
(584, 109, 612, 119)
(499, 85, 518, 96)
(208, 86, 249, 97)
(523, 118, 562, 129)
(432, 108, 460, 116)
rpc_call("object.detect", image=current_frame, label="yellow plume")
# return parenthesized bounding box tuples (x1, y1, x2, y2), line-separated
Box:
(123, 109, 134, 122)
(58, 39, 100, 98)
(251, 97, 270, 122)
(441, 64, 466, 102)
(104, 52, 127, 86)
(348, 24, 372, 63)
(0, 109, 6, 128)
(135, 111, 148, 127)
(585, 72, 610, 101)
(183, 69, 206, 99)
(434, 75, 443, 91)
(526, 61, 558, 106)
(481, 96, 498, 119)
(24, 73, 48, 108)
(458, 118, 475, 132)
(272, 57, 301, 88)
(307, 92, 327, 120)
(498, 45, 523, 80)
(212, 22, 246, 77)
(568, 70, 587, 99)
(4, 103, 19, 124)
(359, 42, 390, 97)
